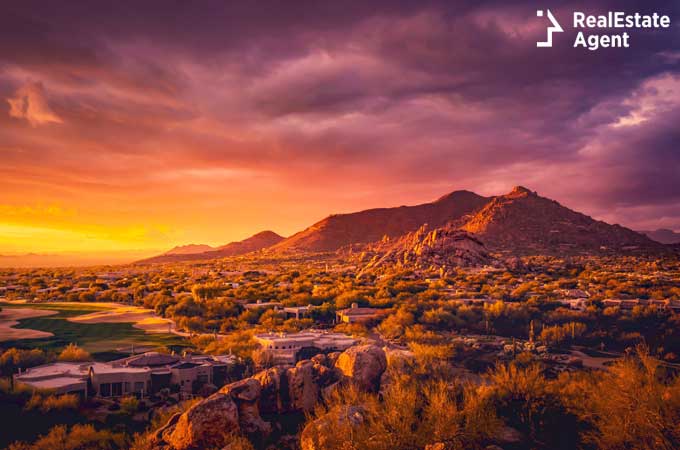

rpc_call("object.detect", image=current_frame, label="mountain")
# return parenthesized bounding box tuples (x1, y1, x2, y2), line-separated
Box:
(215, 230, 284, 253)
(639, 229, 680, 245)
(140, 186, 663, 264)
(137, 231, 284, 264)
(461, 186, 660, 254)
(269, 190, 489, 253)
(357, 224, 494, 274)
(164, 244, 216, 255)
(0, 251, 159, 268)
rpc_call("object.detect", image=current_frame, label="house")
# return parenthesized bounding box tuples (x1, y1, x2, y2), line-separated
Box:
(557, 298, 589, 311)
(557, 289, 590, 298)
(254, 331, 356, 365)
(14, 352, 240, 398)
(448, 298, 497, 306)
(111, 352, 239, 394)
(336, 303, 387, 323)
(283, 305, 314, 319)
(243, 300, 283, 310)
(88, 362, 152, 397)
(13, 362, 90, 397)
(602, 298, 668, 311)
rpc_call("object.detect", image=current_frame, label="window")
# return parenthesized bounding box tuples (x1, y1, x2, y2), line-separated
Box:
(100, 383, 111, 397)
(111, 382, 123, 397)
(134, 382, 145, 392)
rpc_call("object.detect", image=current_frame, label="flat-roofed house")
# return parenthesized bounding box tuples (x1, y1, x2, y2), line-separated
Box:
(14, 352, 240, 398)
(88, 362, 152, 397)
(283, 305, 314, 319)
(557, 298, 589, 311)
(14, 362, 89, 397)
(243, 300, 283, 310)
(336, 303, 387, 323)
(254, 331, 356, 365)
(112, 352, 239, 394)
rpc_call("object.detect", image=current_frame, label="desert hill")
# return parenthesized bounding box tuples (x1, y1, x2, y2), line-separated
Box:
(164, 244, 216, 255)
(461, 186, 660, 254)
(137, 231, 284, 264)
(271, 186, 660, 255)
(639, 229, 680, 245)
(140, 186, 663, 264)
(269, 190, 489, 253)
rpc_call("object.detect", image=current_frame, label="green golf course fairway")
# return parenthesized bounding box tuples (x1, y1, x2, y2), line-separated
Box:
(0, 302, 187, 357)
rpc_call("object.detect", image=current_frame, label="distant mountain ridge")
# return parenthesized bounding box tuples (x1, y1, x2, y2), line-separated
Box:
(139, 186, 665, 264)
(164, 244, 216, 255)
(137, 231, 284, 264)
(639, 229, 680, 245)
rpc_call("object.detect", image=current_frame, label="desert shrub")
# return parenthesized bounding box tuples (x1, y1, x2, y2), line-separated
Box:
(483, 364, 581, 449)
(120, 395, 139, 415)
(304, 376, 499, 450)
(7, 424, 124, 450)
(57, 344, 91, 362)
(582, 347, 680, 450)
(24, 393, 79, 413)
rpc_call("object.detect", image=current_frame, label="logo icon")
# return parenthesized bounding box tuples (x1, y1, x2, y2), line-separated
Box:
(536, 9, 563, 47)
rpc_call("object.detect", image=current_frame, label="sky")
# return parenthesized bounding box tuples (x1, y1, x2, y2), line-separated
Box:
(0, 0, 679, 261)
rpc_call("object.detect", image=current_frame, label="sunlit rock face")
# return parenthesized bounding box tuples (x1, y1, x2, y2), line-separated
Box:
(358, 223, 494, 275)
(162, 392, 240, 450)
(152, 345, 387, 449)
(335, 344, 388, 393)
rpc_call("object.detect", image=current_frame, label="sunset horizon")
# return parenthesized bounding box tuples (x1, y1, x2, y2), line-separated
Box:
(2, 1, 679, 263)
(1, 182, 677, 265)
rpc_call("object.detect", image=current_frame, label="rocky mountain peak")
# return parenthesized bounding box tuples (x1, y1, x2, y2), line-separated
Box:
(507, 185, 535, 197)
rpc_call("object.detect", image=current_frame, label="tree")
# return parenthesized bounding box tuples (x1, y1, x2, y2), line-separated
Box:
(58, 344, 91, 362)
(0, 348, 48, 377)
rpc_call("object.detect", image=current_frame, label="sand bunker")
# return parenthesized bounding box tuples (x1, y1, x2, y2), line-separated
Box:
(68, 305, 175, 334)
(0, 307, 57, 341)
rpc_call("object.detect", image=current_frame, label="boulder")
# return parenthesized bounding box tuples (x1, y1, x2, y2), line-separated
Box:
(222, 378, 270, 435)
(164, 392, 239, 450)
(152, 345, 385, 449)
(253, 366, 285, 414)
(286, 360, 320, 412)
(300, 406, 366, 450)
(335, 345, 387, 392)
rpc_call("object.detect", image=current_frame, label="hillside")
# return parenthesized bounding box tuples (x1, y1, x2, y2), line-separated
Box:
(140, 187, 663, 264)
(639, 229, 680, 245)
(461, 186, 660, 254)
(269, 190, 489, 253)
(137, 231, 284, 264)
(164, 244, 216, 255)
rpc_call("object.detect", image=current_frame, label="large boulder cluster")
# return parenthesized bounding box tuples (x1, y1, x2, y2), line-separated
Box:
(151, 345, 387, 450)
(360, 224, 494, 274)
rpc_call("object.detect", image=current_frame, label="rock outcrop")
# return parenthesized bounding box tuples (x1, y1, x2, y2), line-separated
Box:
(357, 224, 495, 275)
(152, 345, 387, 450)
(335, 344, 387, 392)
(161, 391, 240, 450)
(300, 405, 367, 450)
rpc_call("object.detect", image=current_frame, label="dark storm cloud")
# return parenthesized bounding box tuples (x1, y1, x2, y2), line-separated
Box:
(1, 0, 679, 233)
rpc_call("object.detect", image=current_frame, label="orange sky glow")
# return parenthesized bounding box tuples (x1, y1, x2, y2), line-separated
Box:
(1, 2, 679, 265)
